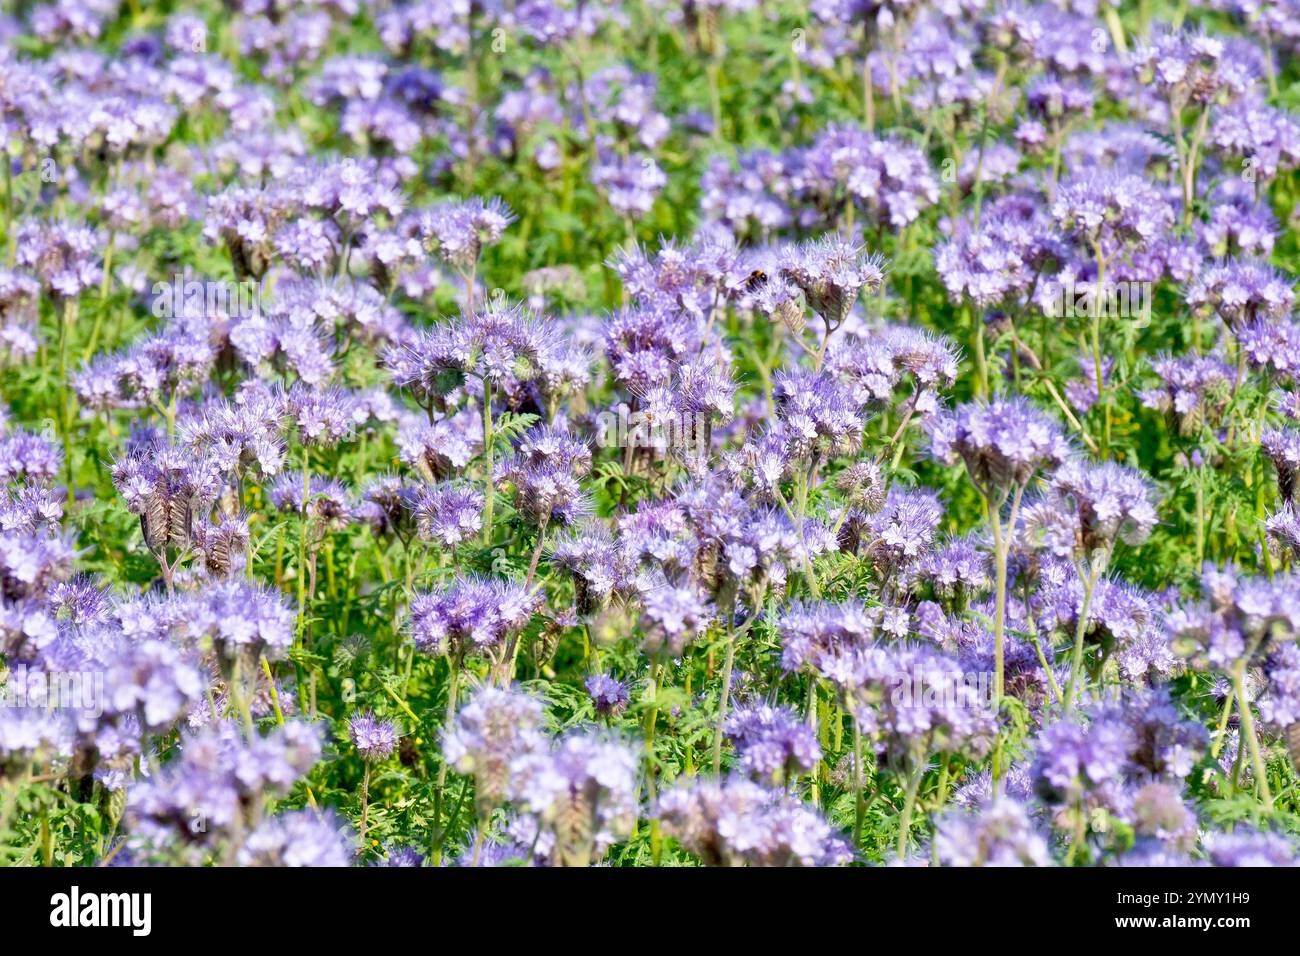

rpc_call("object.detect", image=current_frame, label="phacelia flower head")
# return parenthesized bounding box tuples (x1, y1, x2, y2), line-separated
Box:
(508, 728, 638, 866)
(724, 703, 821, 784)
(443, 685, 546, 816)
(348, 711, 398, 762)
(777, 236, 885, 327)
(656, 776, 852, 867)
(585, 672, 630, 716)
(928, 397, 1069, 494)
(1045, 458, 1160, 557)
(933, 797, 1051, 867)
(417, 196, 515, 270)
(409, 576, 542, 660)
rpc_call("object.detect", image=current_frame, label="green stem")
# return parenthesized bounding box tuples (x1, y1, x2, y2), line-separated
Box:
(1233, 662, 1273, 805)
(1065, 555, 1105, 710)
(711, 622, 736, 777)
(481, 377, 494, 545)
(896, 759, 924, 858)
(432, 659, 462, 864)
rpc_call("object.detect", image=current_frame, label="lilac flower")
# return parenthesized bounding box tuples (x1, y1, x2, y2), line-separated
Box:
(410, 482, 483, 547)
(656, 776, 852, 867)
(103, 637, 205, 732)
(1065, 351, 1113, 415)
(0, 705, 72, 772)
(584, 673, 630, 716)
(928, 397, 1069, 494)
(238, 809, 355, 867)
(1043, 575, 1166, 675)
(1204, 828, 1299, 867)
(1237, 318, 1300, 380)
(180, 391, 286, 479)
(933, 798, 1051, 867)
(349, 712, 398, 762)
(374, 845, 425, 867)
(192, 514, 251, 579)
(0, 270, 40, 365)
(204, 185, 297, 280)
(1032, 689, 1206, 812)
(778, 236, 886, 327)
(724, 703, 821, 783)
(269, 473, 350, 530)
(851, 487, 945, 579)
(835, 460, 887, 512)
(508, 729, 638, 865)
(830, 324, 960, 415)
(409, 577, 542, 660)
(443, 686, 546, 816)
(389, 299, 555, 402)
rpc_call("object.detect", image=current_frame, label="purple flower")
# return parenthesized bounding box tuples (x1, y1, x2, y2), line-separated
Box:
(928, 397, 1069, 493)
(584, 672, 630, 716)
(1045, 458, 1160, 557)
(1138, 353, 1234, 434)
(181, 580, 297, 663)
(1186, 260, 1295, 327)
(1168, 566, 1300, 671)
(591, 149, 667, 217)
(1051, 172, 1175, 259)
(933, 797, 1050, 867)
(409, 576, 542, 659)
(410, 482, 483, 547)
(1204, 828, 1299, 867)
(1133, 30, 1260, 105)
(416, 197, 514, 270)
(724, 703, 821, 783)
(494, 426, 592, 528)
(656, 776, 852, 867)
(15, 219, 101, 299)
(348, 712, 398, 762)
(238, 809, 355, 867)
(778, 236, 886, 326)
(508, 729, 638, 865)
(443, 686, 546, 815)
(638, 581, 715, 657)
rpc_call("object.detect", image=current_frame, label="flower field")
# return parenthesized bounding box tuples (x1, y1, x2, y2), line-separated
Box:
(1, 0, 1300, 869)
